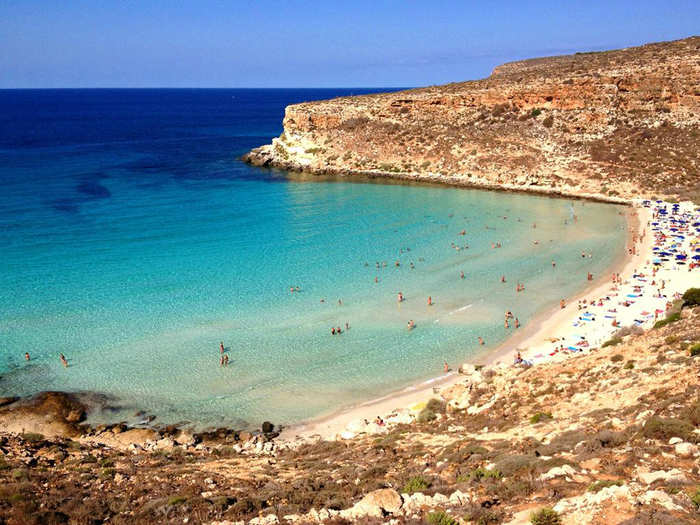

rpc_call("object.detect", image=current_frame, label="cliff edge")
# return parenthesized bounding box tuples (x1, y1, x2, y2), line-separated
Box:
(244, 37, 700, 202)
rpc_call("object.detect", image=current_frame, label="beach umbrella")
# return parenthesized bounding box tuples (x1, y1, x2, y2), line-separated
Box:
(692, 255, 700, 260)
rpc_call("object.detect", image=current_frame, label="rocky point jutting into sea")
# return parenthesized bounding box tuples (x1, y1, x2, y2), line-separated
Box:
(244, 37, 699, 202)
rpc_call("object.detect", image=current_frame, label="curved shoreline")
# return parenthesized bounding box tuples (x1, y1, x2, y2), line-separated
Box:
(279, 204, 642, 441)
(0, 184, 637, 443)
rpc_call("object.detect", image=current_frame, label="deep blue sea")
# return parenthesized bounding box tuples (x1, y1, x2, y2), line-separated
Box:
(0, 89, 627, 429)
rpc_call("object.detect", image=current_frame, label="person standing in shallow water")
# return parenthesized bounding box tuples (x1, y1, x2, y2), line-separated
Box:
(220, 342, 224, 354)
(59, 353, 68, 367)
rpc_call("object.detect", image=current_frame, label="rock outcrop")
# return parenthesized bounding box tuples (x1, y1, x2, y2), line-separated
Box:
(245, 37, 700, 202)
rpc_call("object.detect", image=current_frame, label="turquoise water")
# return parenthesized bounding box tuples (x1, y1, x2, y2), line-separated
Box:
(0, 90, 627, 430)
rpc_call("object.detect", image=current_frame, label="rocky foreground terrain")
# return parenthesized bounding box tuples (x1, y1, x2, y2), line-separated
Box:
(1, 295, 699, 524)
(244, 37, 700, 203)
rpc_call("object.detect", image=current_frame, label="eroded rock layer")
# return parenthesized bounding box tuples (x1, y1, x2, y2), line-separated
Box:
(245, 37, 700, 201)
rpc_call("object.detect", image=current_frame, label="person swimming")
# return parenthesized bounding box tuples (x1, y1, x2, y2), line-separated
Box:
(24, 352, 30, 361)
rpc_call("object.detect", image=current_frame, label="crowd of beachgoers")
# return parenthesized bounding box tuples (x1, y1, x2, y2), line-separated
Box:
(516, 199, 699, 367)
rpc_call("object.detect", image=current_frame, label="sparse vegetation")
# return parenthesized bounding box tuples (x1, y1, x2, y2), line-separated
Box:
(602, 338, 622, 348)
(682, 287, 700, 307)
(402, 476, 429, 493)
(427, 510, 458, 525)
(610, 353, 624, 362)
(642, 416, 695, 442)
(653, 311, 681, 329)
(20, 432, 44, 443)
(530, 507, 561, 525)
(588, 480, 622, 492)
(530, 411, 553, 424)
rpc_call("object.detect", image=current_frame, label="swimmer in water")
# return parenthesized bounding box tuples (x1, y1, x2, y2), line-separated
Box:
(501, 275, 506, 283)
(25, 352, 30, 361)
(444, 361, 449, 373)
(552, 260, 556, 267)
(407, 320, 415, 330)
(460, 271, 465, 279)
(220, 342, 225, 354)
(398, 292, 404, 303)
(60, 353, 68, 368)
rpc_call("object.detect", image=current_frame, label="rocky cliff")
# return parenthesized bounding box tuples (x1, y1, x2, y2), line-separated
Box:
(244, 37, 700, 202)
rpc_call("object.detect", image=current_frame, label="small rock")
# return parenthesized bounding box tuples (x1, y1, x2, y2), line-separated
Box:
(674, 442, 698, 458)
(668, 437, 683, 445)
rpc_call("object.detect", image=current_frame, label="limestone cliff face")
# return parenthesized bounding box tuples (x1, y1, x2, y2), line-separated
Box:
(244, 37, 700, 201)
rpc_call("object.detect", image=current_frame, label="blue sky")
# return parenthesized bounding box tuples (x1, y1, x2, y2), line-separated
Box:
(1, 0, 698, 88)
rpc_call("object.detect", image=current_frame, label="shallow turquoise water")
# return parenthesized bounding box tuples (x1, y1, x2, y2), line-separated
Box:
(0, 89, 628, 430)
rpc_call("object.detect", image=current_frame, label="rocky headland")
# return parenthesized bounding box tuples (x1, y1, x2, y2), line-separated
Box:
(244, 37, 699, 203)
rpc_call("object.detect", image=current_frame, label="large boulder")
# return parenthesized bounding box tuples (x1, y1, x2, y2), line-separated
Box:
(341, 488, 402, 519)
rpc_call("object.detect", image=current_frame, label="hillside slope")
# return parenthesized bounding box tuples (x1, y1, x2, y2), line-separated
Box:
(244, 37, 700, 202)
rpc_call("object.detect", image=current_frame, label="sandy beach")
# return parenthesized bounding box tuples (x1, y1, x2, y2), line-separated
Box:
(282, 200, 699, 441)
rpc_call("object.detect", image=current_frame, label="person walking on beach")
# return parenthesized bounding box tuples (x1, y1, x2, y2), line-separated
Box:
(59, 353, 68, 368)
(444, 361, 449, 373)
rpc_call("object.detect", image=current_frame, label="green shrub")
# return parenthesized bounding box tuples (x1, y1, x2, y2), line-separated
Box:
(426, 398, 447, 414)
(692, 487, 700, 509)
(458, 467, 502, 482)
(402, 476, 429, 493)
(20, 432, 44, 443)
(167, 495, 188, 506)
(682, 287, 700, 307)
(689, 343, 700, 357)
(664, 335, 679, 345)
(530, 412, 553, 424)
(602, 338, 622, 348)
(653, 311, 681, 329)
(542, 115, 554, 128)
(427, 510, 458, 525)
(588, 480, 622, 492)
(642, 416, 694, 441)
(624, 360, 635, 370)
(100, 467, 115, 479)
(610, 353, 624, 362)
(531, 108, 542, 118)
(494, 454, 538, 476)
(418, 408, 437, 423)
(530, 507, 562, 525)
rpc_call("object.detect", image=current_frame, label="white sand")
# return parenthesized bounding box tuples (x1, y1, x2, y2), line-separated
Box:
(280, 200, 699, 442)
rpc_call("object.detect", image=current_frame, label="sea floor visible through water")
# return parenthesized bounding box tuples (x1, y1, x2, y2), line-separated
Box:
(0, 89, 628, 430)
